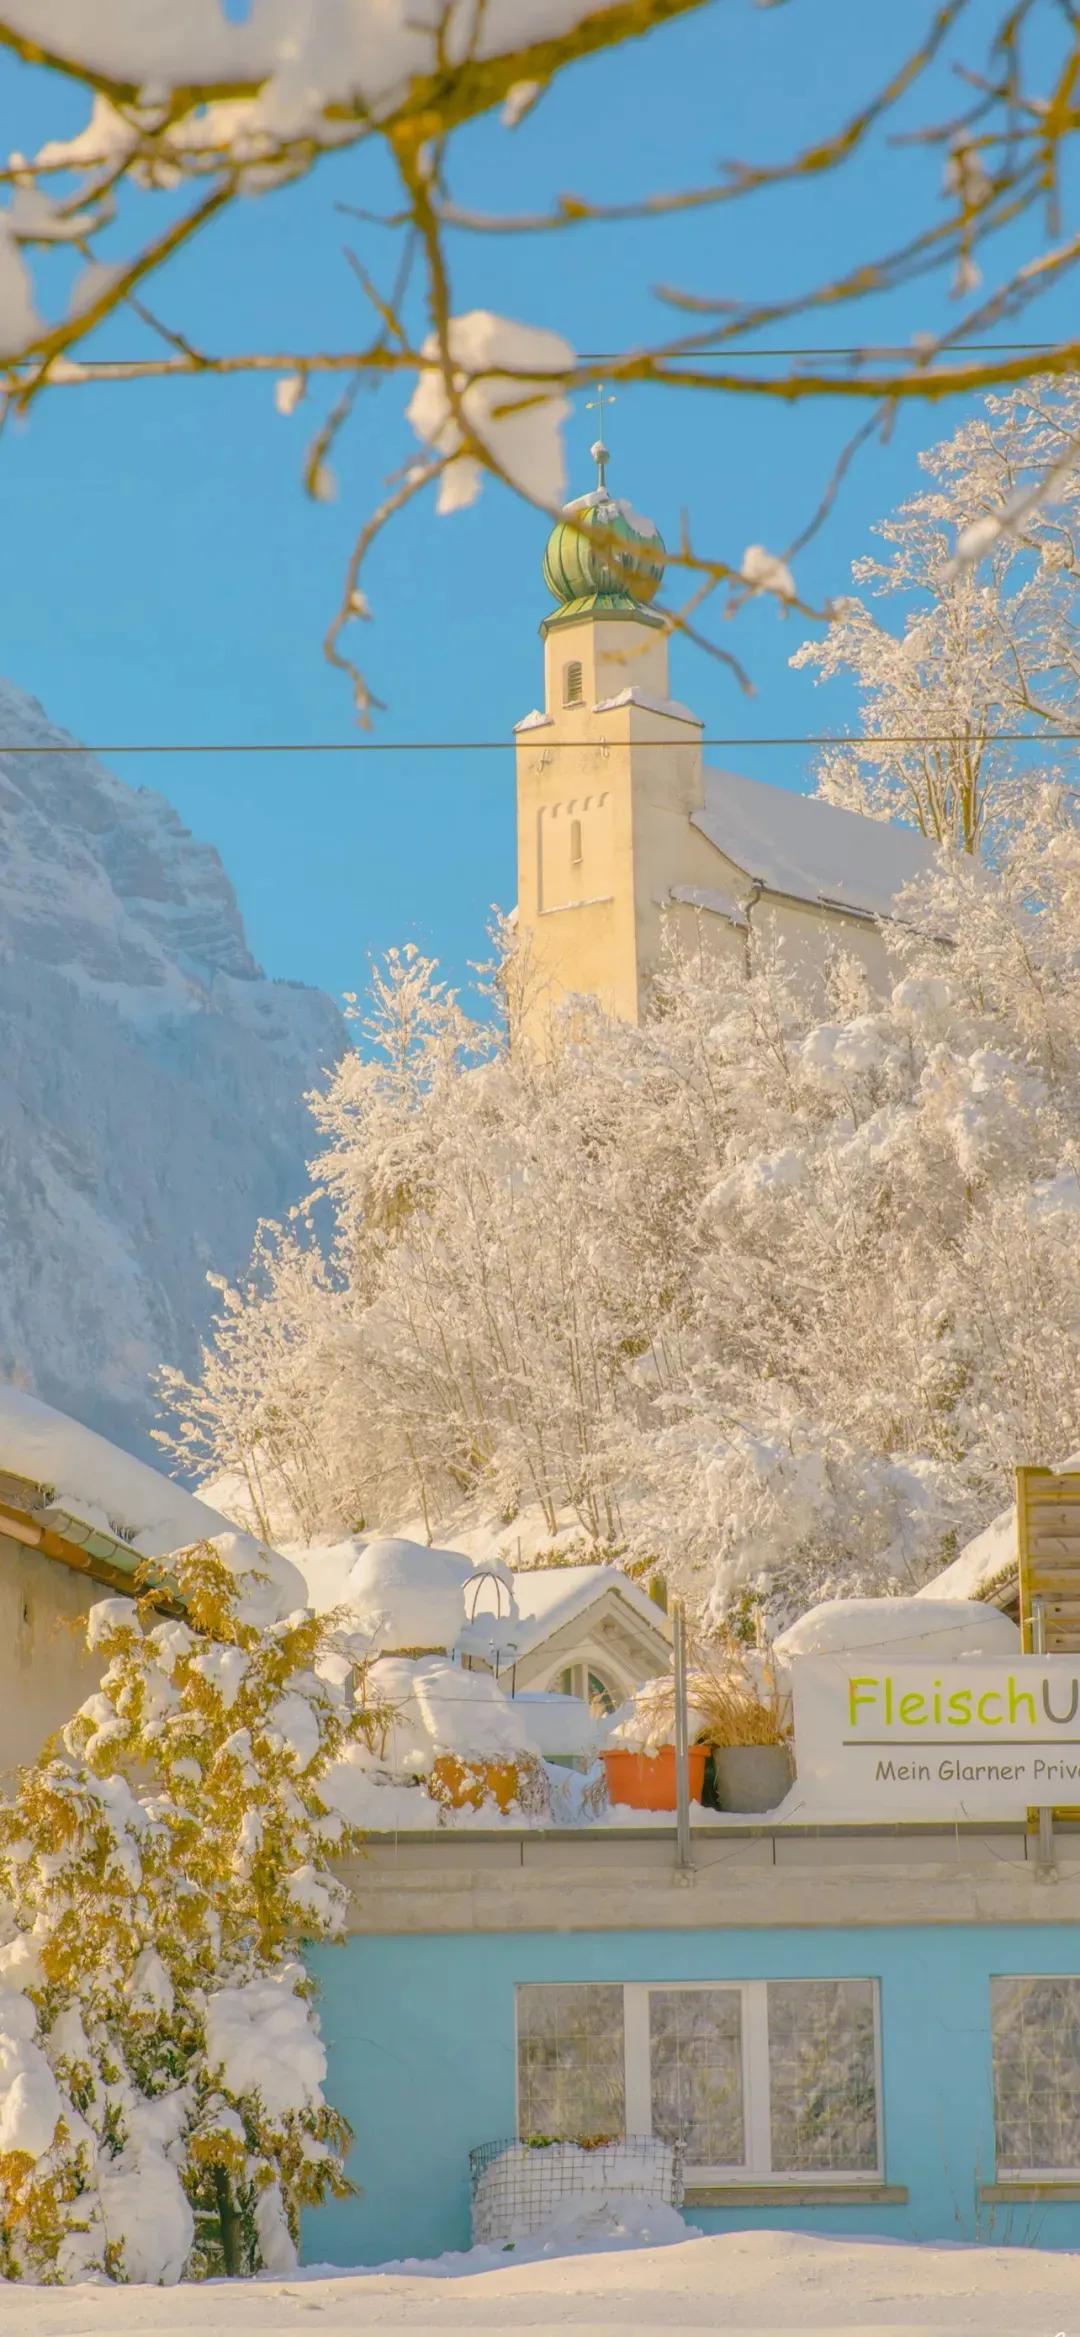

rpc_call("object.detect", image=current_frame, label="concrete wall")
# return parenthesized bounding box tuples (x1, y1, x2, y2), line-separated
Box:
(334, 1824, 1080, 1937)
(0, 1531, 103, 1776)
(306, 1911, 1080, 2267)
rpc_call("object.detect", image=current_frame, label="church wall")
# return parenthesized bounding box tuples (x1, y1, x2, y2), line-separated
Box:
(541, 614, 668, 712)
(536, 788, 614, 914)
(648, 828, 894, 1007)
(517, 615, 677, 1039)
(516, 710, 640, 1034)
(752, 889, 893, 996)
(660, 898, 748, 985)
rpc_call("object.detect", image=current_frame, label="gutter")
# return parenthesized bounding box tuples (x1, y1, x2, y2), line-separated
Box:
(0, 1478, 173, 1604)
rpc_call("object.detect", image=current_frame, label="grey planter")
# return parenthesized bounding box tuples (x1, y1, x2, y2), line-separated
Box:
(710, 1743, 793, 1813)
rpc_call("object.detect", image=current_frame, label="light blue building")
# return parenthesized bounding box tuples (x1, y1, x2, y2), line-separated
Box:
(306, 1822, 1080, 2265)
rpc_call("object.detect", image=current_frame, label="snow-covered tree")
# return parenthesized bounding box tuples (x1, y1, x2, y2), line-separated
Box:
(792, 383, 1080, 852)
(162, 788, 1080, 1631)
(0, 1541, 383, 2283)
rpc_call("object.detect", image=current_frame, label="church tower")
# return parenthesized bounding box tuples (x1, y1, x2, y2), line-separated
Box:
(513, 429, 706, 1045)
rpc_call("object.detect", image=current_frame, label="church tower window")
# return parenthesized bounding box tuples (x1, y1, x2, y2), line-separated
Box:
(563, 659, 584, 706)
(570, 817, 583, 867)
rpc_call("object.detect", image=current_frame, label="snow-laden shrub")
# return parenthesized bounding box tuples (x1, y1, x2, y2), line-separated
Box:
(0, 1542, 386, 2284)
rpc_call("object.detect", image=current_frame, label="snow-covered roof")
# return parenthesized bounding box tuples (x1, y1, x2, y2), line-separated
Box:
(0, 1384, 305, 1617)
(693, 768, 935, 922)
(502, 1565, 672, 1660)
(775, 1593, 1019, 1664)
(918, 1448, 1080, 1606)
(918, 1513, 1017, 1605)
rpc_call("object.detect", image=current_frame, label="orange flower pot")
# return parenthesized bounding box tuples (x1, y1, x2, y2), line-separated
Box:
(601, 1744, 707, 1812)
(430, 1754, 522, 1813)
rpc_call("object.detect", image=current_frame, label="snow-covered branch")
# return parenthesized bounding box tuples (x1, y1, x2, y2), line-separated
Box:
(2, 3, 1080, 708)
(792, 381, 1080, 852)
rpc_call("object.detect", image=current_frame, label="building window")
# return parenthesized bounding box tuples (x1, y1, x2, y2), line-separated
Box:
(766, 1981, 879, 2173)
(563, 659, 584, 705)
(992, 1976, 1080, 2174)
(518, 1984, 626, 2142)
(555, 1664, 617, 1713)
(570, 816, 583, 866)
(587, 1669, 615, 1714)
(516, 1979, 882, 2183)
(648, 1987, 744, 2167)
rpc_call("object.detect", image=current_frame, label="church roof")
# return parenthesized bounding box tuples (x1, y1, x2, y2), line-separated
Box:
(693, 767, 936, 922)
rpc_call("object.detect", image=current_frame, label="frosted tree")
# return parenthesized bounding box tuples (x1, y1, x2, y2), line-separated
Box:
(0, 1540, 384, 2283)
(2, 7, 1080, 709)
(161, 1226, 351, 1550)
(792, 382, 1080, 852)
(164, 789, 1080, 1630)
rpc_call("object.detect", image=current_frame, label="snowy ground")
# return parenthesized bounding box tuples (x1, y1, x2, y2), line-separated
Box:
(2, 2232, 1078, 2335)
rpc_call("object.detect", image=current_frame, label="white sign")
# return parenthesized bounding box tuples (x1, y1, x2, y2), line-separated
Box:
(791, 1656, 1080, 1818)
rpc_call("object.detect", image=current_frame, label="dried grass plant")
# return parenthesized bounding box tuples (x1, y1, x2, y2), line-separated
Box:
(686, 1639, 789, 1749)
(615, 1634, 789, 1750)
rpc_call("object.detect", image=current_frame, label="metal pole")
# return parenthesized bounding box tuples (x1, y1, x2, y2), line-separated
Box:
(1031, 1598, 1056, 1878)
(672, 1601, 694, 1874)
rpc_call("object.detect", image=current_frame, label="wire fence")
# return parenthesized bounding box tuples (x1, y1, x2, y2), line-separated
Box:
(468, 2134, 683, 2246)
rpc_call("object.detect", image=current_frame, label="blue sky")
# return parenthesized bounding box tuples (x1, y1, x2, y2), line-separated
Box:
(0, 1, 1073, 1008)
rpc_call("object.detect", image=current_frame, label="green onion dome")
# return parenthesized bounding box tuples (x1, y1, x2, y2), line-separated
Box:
(542, 441, 665, 615)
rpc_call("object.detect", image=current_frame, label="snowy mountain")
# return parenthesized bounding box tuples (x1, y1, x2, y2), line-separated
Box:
(0, 677, 345, 1454)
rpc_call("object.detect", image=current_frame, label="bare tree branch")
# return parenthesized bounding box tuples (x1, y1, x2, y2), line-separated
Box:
(1, 0, 1079, 711)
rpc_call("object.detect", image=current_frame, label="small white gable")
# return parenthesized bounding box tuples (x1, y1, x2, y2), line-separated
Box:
(504, 1564, 672, 1659)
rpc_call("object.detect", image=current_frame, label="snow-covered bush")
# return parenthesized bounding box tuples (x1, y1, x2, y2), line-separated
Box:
(0, 1542, 384, 2284)
(163, 793, 1080, 1630)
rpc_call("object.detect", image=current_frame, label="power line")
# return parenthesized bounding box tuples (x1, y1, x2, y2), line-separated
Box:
(0, 734, 1078, 754)
(13, 341, 1069, 372)
(579, 343, 1064, 359)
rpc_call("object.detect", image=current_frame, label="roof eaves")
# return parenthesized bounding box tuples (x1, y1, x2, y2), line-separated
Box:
(38, 1505, 142, 1576)
(0, 1479, 174, 1603)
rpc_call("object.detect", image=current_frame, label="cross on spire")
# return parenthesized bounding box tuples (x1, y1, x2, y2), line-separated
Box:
(585, 382, 615, 491)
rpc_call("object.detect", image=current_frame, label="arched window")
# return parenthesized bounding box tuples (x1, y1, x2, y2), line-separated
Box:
(563, 659, 584, 705)
(570, 816, 583, 867)
(556, 1664, 617, 1714)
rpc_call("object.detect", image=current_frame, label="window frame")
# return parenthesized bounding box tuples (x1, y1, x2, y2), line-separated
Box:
(991, 1971, 1080, 2182)
(515, 1977, 884, 2188)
